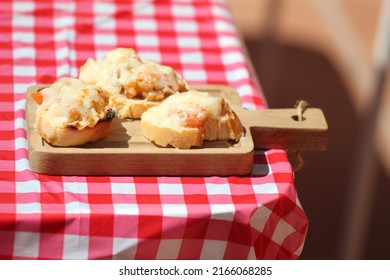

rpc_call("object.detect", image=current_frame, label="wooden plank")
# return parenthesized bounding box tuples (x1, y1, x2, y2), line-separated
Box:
(26, 85, 255, 176)
(26, 84, 328, 176)
(237, 108, 328, 151)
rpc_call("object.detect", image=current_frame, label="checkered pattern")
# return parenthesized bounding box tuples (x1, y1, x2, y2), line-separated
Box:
(0, 0, 307, 259)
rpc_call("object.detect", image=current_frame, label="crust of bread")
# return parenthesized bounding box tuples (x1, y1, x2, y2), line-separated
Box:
(141, 110, 243, 149)
(141, 120, 203, 149)
(203, 111, 243, 141)
(36, 117, 113, 147)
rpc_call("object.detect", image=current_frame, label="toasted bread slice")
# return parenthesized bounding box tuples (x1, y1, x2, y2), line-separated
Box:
(79, 48, 189, 118)
(141, 90, 243, 148)
(34, 78, 114, 146)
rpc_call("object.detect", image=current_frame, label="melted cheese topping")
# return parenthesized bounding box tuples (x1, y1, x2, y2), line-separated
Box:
(36, 78, 109, 131)
(141, 91, 227, 128)
(79, 48, 188, 100)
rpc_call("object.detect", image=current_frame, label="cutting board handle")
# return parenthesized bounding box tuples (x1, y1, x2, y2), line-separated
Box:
(238, 107, 328, 151)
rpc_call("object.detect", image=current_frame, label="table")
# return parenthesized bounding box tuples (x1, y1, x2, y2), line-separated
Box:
(0, 0, 308, 260)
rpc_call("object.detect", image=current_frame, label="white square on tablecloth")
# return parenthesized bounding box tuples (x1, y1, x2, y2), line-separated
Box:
(54, 29, 76, 43)
(111, 183, 136, 194)
(14, 98, 26, 111)
(13, 65, 36, 77)
(16, 180, 40, 193)
(156, 239, 182, 259)
(65, 202, 90, 214)
(134, 19, 157, 31)
(252, 183, 278, 194)
(209, 204, 235, 221)
(94, 16, 116, 29)
(217, 35, 240, 48)
(12, 32, 34, 44)
(214, 19, 236, 33)
(177, 36, 200, 48)
(200, 240, 227, 259)
(135, 35, 159, 47)
(211, 5, 231, 19)
(13, 47, 35, 59)
(15, 158, 30, 172)
(13, 1, 34, 12)
(249, 205, 272, 233)
(158, 184, 184, 195)
(180, 51, 203, 64)
(14, 83, 32, 95)
(132, 2, 155, 15)
(94, 50, 107, 60)
(93, 2, 116, 14)
(15, 137, 28, 150)
(161, 204, 188, 218)
(63, 182, 88, 194)
(113, 204, 139, 215)
(16, 203, 41, 214)
(94, 33, 117, 46)
(14, 117, 25, 130)
(56, 64, 71, 77)
(12, 14, 34, 27)
(205, 182, 231, 195)
(63, 234, 89, 259)
(70, 66, 79, 78)
(236, 84, 253, 96)
(226, 68, 249, 82)
(53, 2, 75, 13)
(182, 69, 207, 82)
(137, 51, 161, 63)
(171, 4, 195, 17)
(174, 20, 198, 33)
(112, 237, 138, 260)
(221, 51, 245, 65)
(53, 16, 75, 28)
(247, 247, 257, 260)
(271, 219, 296, 246)
(13, 231, 40, 258)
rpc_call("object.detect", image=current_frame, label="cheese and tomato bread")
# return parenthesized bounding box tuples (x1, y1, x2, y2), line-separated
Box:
(141, 91, 243, 149)
(32, 78, 114, 146)
(79, 48, 189, 119)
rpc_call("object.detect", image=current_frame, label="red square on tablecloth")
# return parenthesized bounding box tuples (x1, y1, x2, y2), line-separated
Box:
(40, 213, 65, 234)
(0, 193, 15, 204)
(88, 193, 113, 204)
(137, 215, 162, 239)
(38, 233, 64, 259)
(89, 214, 114, 237)
(40, 192, 64, 204)
(0, 230, 15, 259)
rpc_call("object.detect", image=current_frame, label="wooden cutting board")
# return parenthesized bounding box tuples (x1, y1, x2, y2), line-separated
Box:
(26, 84, 328, 176)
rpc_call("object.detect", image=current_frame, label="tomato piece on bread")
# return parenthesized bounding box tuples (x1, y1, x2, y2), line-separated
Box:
(32, 91, 43, 105)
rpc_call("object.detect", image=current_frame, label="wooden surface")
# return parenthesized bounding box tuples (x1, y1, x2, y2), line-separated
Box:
(241, 108, 328, 151)
(26, 84, 328, 176)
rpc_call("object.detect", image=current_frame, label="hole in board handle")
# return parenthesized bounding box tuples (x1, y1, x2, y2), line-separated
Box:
(291, 115, 306, 122)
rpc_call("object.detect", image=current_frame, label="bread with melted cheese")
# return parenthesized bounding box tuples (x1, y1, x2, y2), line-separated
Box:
(141, 91, 244, 148)
(79, 48, 189, 119)
(33, 78, 114, 146)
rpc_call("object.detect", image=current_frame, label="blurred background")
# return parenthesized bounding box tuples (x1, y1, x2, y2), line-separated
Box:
(227, 0, 390, 259)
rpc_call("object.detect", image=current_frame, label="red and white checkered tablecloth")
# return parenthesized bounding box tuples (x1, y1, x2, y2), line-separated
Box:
(0, 0, 308, 259)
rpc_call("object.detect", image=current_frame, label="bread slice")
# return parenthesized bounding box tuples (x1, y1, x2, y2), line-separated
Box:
(141, 91, 244, 148)
(34, 78, 114, 146)
(79, 48, 189, 118)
